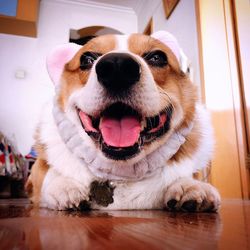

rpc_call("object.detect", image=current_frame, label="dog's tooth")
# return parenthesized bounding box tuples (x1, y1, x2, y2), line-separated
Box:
(99, 117, 103, 126)
(138, 136, 143, 147)
(146, 116, 160, 129)
(141, 119, 147, 129)
(92, 117, 100, 129)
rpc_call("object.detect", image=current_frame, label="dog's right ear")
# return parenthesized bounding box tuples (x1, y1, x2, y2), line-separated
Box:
(46, 43, 82, 85)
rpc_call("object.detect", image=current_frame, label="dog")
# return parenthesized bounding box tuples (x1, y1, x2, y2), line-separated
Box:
(26, 31, 221, 212)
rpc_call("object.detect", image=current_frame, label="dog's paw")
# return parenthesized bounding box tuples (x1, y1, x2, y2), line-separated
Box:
(164, 178, 221, 212)
(41, 177, 89, 210)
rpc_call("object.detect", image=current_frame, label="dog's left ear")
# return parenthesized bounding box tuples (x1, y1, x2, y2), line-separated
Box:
(46, 43, 82, 85)
(151, 31, 188, 73)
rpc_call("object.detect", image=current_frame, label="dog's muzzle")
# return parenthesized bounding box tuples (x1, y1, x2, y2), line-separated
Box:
(96, 53, 141, 94)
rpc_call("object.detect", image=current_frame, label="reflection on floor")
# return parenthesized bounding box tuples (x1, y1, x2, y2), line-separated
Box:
(0, 199, 249, 249)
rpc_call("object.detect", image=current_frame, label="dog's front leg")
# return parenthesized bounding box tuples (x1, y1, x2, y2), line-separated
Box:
(40, 168, 89, 210)
(164, 177, 221, 212)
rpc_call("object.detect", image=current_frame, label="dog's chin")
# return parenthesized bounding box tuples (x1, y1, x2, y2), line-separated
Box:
(77, 102, 173, 161)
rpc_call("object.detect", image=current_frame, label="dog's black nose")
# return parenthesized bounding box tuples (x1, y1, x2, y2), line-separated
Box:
(96, 53, 140, 93)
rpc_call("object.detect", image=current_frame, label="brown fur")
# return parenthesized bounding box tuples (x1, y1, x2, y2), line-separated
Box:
(128, 34, 181, 74)
(58, 35, 116, 110)
(169, 120, 201, 163)
(33, 127, 47, 160)
(25, 158, 49, 206)
(129, 34, 199, 163)
(25, 129, 48, 204)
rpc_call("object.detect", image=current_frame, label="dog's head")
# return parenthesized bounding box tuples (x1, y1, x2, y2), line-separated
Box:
(47, 31, 197, 165)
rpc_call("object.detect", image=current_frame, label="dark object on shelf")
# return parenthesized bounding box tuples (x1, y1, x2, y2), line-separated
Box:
(0, 176, 11, 198)
(0, 132, 34, 198)
(11, 179, 27, 198)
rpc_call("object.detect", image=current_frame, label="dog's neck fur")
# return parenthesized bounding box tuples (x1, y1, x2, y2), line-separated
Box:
(53, 99, 193, 181)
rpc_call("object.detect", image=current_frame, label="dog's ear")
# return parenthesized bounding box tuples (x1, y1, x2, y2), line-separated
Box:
(46, 43, 82, 85)
(151, 31, 188, 73)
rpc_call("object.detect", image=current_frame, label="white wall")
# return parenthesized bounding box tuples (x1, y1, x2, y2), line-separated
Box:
(153, 0, 200, 86)
(137, 0, 200, 86)
(137, 0, 160, 33)
(0, 0, 137, 155)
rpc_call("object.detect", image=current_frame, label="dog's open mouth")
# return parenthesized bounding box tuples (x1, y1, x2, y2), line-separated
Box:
(77, 102, 172, 160)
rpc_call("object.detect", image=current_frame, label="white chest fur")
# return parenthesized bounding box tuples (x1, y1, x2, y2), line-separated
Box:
(39, 101, 213, 210)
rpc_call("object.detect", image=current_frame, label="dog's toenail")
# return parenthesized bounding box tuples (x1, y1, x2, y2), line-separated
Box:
(181, 200, 197, 212)
(78, 200, 91, 211)
(204, 203, 215, 212)
(167, 199, 178, 209)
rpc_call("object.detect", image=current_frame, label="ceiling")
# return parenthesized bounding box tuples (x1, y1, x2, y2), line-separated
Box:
(82, 0, 147, 13)
(42, 0, 149, 14)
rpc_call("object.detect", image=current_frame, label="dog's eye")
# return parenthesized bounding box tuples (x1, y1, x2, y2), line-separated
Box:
(143, 50, 168, 67)
(80, 52, 100, 70)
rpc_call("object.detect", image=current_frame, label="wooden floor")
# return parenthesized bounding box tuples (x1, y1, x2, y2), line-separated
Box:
(0, 199, 249, 249)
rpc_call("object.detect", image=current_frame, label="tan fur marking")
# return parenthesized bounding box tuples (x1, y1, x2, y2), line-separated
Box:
(128, 34, 180, 73)
(129, 34, 199, 164)
(25, 128, 49, 206)
(58, 35, 116, 110)
(34, 127, 47, 160)
(169, 120, 201, 164)
(25, 158, 49, 206)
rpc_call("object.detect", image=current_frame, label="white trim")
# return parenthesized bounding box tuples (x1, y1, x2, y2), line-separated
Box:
(133, 1, 146, 15)
(41, 0, 136, 14)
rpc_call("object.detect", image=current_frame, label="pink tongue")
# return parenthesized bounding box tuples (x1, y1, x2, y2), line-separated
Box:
(100, 116, 141, 147)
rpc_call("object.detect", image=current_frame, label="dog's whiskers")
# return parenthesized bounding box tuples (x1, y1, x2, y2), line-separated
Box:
(159, 90, 175, 112)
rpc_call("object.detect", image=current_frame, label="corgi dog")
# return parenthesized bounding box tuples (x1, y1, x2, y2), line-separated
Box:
(26, 31, 221, 212)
